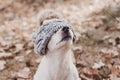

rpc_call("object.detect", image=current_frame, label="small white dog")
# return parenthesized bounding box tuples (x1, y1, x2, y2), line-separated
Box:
(33, 26, 80, 80)
(33, 10, 80, 80)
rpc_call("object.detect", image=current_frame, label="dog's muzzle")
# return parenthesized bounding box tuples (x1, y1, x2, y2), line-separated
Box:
(61, 26, 71, 41)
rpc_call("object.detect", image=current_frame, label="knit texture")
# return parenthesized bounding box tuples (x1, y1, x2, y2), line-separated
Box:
(33, 19, 75, 55)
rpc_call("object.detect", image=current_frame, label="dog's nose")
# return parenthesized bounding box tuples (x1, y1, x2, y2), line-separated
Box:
(62, 27, 69, 32)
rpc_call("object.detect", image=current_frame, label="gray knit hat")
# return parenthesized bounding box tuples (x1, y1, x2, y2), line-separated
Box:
(33, 19, 75, 55)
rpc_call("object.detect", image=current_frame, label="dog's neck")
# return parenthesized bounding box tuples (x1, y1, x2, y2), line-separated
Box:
(45, 49, 73, 67)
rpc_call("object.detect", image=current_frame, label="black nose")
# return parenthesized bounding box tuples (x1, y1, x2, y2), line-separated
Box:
(62, 27, 69, 32)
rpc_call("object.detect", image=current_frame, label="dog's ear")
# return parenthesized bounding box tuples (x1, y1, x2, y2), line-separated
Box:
(71, 27, 76, 44)
(73, 34, 76, 43)
(40, 46, 48, 55)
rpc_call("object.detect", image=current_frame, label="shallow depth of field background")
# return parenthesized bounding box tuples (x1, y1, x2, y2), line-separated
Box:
(0, 0, 120, 80)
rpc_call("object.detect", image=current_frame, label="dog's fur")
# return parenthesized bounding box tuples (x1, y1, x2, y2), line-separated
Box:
(33, 26, 80, 80)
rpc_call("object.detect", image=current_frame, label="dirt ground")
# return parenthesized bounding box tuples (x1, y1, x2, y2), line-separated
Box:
(0, 0, 120, 80)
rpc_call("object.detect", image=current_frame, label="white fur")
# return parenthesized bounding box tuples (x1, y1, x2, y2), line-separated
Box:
(33, 28, 81, 80)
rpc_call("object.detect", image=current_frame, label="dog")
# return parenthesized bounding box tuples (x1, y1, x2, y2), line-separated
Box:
(33, 10, 80, 80)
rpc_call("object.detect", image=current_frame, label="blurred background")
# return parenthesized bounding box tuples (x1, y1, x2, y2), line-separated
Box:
(0, 0, 120, 80)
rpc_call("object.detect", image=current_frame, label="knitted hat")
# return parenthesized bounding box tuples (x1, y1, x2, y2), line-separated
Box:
(33, 19, 75, 55)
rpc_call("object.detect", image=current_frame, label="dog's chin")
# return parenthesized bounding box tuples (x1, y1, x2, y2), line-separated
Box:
(61, 35, 71, 42)
(56, 35, 72, 47)
(56, 36, 72, 51)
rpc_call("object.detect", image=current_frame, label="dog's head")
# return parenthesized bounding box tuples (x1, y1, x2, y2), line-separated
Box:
(48, 26, 75, 53)
(33, 19, 75, 55)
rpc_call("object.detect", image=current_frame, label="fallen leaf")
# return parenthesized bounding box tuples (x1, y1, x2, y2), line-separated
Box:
(12, 67, 30, 78)
(15, 43, 24, 51)
(99, 66, 111, 78)
(0, 52, 13, 59)
(99, 48, 119, 57)
(0, 60, 6, 70)
(92, 61, 105, 69)
(14, 56, 24, 62)
(109, 74, 120, 80)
